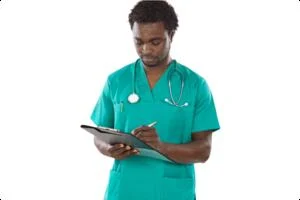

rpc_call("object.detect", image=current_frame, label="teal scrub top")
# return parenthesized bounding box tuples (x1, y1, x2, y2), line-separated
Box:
(91, 59, 220, 200)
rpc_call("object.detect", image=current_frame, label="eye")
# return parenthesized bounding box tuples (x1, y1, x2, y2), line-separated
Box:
(135, 40, 143, 46)
(151, 39, 161, 46)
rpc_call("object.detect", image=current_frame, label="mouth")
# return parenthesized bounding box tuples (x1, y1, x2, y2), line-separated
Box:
(142, 57, 156, 62)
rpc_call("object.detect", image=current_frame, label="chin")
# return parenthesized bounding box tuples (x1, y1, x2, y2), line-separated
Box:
(141, 59, 159, 67)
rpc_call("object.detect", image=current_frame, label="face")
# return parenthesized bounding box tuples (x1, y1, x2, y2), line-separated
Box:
(132, 22, 173, 67)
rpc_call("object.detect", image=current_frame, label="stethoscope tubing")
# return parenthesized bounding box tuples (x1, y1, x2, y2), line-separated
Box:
(129, 59, 187, 107)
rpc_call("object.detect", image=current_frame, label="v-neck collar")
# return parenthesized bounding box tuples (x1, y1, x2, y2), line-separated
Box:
(136, 59, 175, 102)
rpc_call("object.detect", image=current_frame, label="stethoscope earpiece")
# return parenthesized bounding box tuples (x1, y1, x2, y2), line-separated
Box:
(165, 98, 189, 107)
(164, 98, 173, 105)
(182, 102, 189, 107)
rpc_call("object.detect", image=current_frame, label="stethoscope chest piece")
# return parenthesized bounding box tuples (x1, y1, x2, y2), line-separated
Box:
(128, 93, 140, 104)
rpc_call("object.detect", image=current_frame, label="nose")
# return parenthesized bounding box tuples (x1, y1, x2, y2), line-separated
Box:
(141, 44, 152, 54)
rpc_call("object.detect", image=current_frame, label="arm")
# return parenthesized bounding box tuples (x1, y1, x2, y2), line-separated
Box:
(158, 131, 212, 164)
(132, 127, 213, 164)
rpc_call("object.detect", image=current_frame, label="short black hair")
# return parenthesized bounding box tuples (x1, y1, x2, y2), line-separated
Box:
(128, 0, 179, 33)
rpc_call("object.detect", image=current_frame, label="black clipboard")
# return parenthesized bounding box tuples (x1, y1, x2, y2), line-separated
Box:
(80, 124, 176, 163)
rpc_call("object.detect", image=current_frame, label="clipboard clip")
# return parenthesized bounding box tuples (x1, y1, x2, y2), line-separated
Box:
(98, 126, 120, 132)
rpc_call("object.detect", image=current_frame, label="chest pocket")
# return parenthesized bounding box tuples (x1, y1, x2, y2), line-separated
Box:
(153, 99, 194, 143)
(113, 98, 155, 133)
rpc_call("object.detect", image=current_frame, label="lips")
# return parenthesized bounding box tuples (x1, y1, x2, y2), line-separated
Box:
(142, 57, 156, 62)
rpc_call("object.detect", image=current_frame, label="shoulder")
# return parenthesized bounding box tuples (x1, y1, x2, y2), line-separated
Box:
(175, 61, 207, 87)
(176, 62, 213, 103)
(106, 62, 134, 84)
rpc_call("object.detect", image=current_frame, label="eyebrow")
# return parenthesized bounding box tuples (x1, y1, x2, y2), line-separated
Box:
(134, 37, 163, 42)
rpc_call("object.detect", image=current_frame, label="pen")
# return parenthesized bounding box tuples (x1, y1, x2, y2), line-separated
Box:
(147, 121, 157, 127)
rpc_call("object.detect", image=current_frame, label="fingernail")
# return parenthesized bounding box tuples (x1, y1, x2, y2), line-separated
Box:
(133, 149, 139, 153)
(125, 146, 131, 150)
(119, 144, 124, 148)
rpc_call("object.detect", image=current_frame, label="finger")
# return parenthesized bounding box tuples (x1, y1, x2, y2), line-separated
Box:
(131, 126, 154, 135)
(135, 131, 158, 141)
(116, 148, 139, 160)
(112, 148, 127, 158)
(131, 126, 144, 135)
(134, 130, 143, 138)
(108, 144, 125, 154)
(112, 145, 132, 156)
(132, 149, 139, 154)
(133, 129, 156, 138)
(138, 130, 157, 137)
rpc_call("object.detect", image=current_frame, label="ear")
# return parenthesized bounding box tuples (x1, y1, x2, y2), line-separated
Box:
(169, 31, 175, 42)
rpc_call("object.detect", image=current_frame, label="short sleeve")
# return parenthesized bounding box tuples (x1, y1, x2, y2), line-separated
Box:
(90, 79, 114, 127)
(192, 79, 220, 133)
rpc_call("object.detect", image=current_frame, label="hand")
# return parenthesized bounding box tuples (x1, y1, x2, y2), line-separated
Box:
(107, 144, 139, 160)
(131, 126, 162, 150)
(94, 137, 139, 160)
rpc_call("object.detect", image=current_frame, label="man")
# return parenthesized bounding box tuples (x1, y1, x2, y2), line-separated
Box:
(91, 1, 220, 199)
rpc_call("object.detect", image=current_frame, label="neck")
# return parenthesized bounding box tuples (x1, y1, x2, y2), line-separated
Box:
(143, 56, 172, 76)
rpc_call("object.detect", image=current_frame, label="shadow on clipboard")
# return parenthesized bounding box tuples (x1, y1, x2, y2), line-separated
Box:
(80, 124, 176, 163)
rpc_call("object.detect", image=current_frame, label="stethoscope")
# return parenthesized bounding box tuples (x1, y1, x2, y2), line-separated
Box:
(128, 59, 189, 107)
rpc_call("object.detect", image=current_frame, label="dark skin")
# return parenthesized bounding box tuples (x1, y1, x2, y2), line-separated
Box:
(94, 22, 212, 164)
(131, 126, 212, 164)
(133, 22, 173, 88)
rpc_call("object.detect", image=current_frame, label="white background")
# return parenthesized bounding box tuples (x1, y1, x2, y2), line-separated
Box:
(0, 0, 299, 199)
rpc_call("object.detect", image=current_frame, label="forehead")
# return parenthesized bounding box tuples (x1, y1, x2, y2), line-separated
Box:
(132, 22, 167, 39)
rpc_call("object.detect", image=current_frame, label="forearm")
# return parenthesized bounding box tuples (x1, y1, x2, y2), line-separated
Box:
(158, 140, 211, 164)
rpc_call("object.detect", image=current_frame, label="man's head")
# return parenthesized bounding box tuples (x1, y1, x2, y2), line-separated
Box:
(128, 1, 179, 67)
